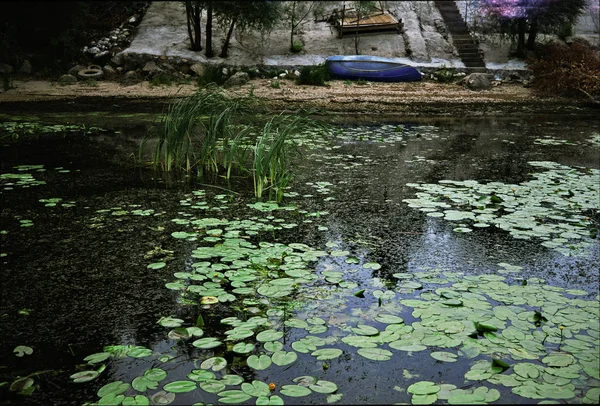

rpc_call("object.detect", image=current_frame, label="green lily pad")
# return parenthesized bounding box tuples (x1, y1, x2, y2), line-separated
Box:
(122, 395, 150, 406)
(70, 370, 100, 383)
(407, 381, 441, 395)
(98, 381, 130, 398)
(200, 357, 227, 371)
(241, 380, 271, 397)
(272, 351, 298, 366)
(309, 380, 338, 394)
(430, 351, 458, 362)
(192, 337, 222, 349)
(84, 352, 111, 364)
(187, 370, 215, 382)
(13, 346, 33, 357)
(163, 380, 197, 393)
(132, 376, 158, 392)
(247, 354, 272, 370)
(311, 348, 343, 360)
(411, 394, 438, 405)
(200, 380, 226, 393)
(280, 385, 312, 397)
(514, 362, 541, 379)
(233, 342, 255, 354)
(217, 390, 253, 404)
(374, 314, 404, 324)
(256, 329, 284, 342)
(357, 348, 393, 361)
(255, 395, 285, 405)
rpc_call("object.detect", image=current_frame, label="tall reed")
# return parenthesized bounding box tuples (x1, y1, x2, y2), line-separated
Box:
(252, 114, 325, 201)
(138, 85, 259, 174)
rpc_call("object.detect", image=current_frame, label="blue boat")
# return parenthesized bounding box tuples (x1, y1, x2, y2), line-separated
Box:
(325, 55, 422, 82)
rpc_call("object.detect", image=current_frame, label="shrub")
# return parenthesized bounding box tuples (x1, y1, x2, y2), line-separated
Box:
(433, 65, 456, 83)
(527, 41, 600, 101)
(270, 80, 281, 89)
(291, 40, 303, 53)
(296, 64, 330, 86)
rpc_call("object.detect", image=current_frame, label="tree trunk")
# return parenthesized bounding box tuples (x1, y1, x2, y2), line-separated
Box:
(205, 2, 213, 57)
(220, 19, 236, 58)
(526, 19, 538, 51)
(290, 1, 296, 52)
(354, 12, 360, 54)
(516, 18, 526, 57)
(186, 1, 202, 52)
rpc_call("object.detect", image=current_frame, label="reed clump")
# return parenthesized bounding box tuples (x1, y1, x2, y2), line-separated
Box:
(139, 86, 328, 201)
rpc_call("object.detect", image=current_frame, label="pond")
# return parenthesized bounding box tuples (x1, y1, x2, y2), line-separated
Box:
(1, 109, 599, 405)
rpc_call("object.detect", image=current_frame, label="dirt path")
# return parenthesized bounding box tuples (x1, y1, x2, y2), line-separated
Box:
(0, 78, 575, 116)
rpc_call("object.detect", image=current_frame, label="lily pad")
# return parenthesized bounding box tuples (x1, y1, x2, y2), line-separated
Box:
(247, 354, 272, 370)
(311, 348, 343, 360)
(280, 385, 312, 397)
(163, 380, 197, 393)
(357, 348, 393, 361)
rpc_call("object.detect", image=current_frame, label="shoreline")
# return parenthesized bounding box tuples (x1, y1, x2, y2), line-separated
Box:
(0, 78, 595, 117)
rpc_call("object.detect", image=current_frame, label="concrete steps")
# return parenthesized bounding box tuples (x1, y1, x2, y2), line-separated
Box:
(434, 0, 486, 70)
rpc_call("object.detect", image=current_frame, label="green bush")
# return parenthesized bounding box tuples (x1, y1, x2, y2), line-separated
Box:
(296, 64, 330, 86)
(270, 80, 281, 89)
(433, 65, 456, 83)
(291, 40, 303, 53)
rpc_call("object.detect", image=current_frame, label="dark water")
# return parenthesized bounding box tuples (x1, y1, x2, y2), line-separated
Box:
(1, 111, 598, 405)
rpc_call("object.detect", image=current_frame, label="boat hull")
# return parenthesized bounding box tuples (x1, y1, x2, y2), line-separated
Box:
(325, 55, 422, 82)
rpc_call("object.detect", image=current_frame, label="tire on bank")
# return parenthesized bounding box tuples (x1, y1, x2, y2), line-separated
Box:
(77, 65, 104, 80)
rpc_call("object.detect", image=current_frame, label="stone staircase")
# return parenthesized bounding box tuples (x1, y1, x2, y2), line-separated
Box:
(434, 0, 486, 72)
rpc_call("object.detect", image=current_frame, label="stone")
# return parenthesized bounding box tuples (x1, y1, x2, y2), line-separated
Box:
(58, 74, 78, 84)
(103, 65, 117, 76)
(143, 61, 163, 74)
(19, 60, 32, 75)
(189, 63, 205, 76)
(461, 73, 493, 91)
(0, 63, 13, 74)
(223, 71, 249, 88)
(121, 70, 140, 86)
(93, 50, 112, 65)
(111, 53, 125, 66)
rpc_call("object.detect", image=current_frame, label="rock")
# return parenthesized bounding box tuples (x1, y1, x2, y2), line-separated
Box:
(111, 53, 125, 66)
(93, 50, 112, 65)
(58, 74, 78, 85)
(103, 65, 117, 76)
(223, 71, 249, 88)
(143, 61, 163, 74)
(87, 46, 100, 55)
(461, 73, 493, 91)
(121, 70, 140, 86)
(0, 63, 13, 74)
(189, 63, 205, 76)
(19, 60, 32, 75)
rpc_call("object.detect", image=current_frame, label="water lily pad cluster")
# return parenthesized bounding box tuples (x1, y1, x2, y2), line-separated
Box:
(0, 121, 105, 139)
(404, 161, 599, 256)
(329, 124, 448, 145)
(534, 137, 577, 146)
(1, 165, 47, 190)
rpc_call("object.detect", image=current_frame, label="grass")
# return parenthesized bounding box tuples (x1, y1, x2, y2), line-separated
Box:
(139, 86, 329, 201)
(138, 85, 258, 174)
